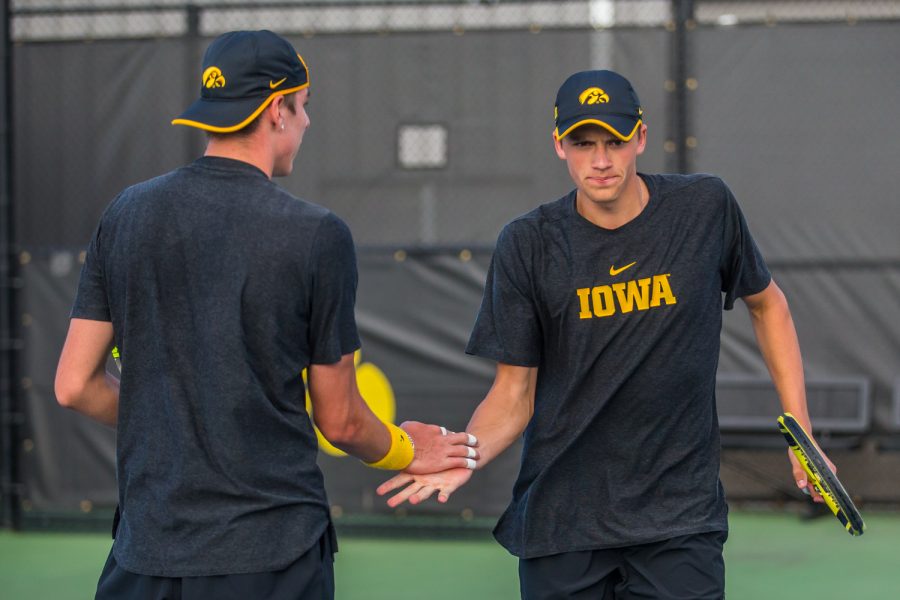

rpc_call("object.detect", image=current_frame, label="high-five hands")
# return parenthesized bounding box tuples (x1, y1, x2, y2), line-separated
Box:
(400, 421, 479, 475)
(377, 467, 474, 507)
(379, 423, 478, 507)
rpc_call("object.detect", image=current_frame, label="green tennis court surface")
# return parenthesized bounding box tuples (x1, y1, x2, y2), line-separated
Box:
(2, 510, 898, 599)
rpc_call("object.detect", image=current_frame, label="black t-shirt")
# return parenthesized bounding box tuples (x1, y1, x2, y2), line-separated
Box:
(466, 173, 771, 558)
(72, 156, 360, 576)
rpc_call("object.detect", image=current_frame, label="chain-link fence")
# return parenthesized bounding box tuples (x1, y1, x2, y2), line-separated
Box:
(8, 0, 671, 249)
(7, 0, 900, 248)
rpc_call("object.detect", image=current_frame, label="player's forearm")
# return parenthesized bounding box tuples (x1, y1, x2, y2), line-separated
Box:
(315, 388, 392, 463)
(746, 283, 811, 432)
(309, 354, 393, 462)
(55, 318, 118, 427)
(311, 355, 478, 471)
(466, 365, 536, 468)
(326, 405, 394, 463)
(465, 407, 526, 468)
(56, 370, 119, 428)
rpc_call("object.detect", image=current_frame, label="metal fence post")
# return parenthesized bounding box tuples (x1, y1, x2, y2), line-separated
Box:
(185, 3, 206, 160)
(1, 0, 22, 530)
(668, 0, 695, 174)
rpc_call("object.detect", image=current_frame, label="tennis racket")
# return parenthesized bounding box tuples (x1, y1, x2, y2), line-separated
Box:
(777, 412, 865, 536)
(110, 345, 122, 538)
(111, 346, 122, 373)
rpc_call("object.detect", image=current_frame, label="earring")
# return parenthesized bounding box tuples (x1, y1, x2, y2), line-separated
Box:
(280, 121, 285, 131)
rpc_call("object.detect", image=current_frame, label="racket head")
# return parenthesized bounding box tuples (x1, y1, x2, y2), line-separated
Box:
(777, 413, 865, 536)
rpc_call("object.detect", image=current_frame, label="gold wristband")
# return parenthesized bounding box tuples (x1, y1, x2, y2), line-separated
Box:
(365, 422, 415, 470)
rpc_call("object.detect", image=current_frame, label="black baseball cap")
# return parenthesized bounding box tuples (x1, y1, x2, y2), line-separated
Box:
(554, 70, 643, 141)
(172, 30, 309, 133)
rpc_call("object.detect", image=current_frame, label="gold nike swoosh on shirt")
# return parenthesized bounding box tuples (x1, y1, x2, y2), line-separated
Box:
(609, 262, 637, 276)
(269, 77, 288, 89)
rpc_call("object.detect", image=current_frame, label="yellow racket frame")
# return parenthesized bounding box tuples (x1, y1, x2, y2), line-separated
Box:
(777, 413, 865, 536)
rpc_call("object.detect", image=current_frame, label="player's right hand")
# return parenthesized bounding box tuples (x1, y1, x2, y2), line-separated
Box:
(400, 421, 479, 475)
(787, 444, 834, 504)
(377, 468, 474, 507)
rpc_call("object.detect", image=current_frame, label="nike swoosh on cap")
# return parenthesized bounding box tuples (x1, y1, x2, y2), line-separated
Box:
(269, 77, 287, 89)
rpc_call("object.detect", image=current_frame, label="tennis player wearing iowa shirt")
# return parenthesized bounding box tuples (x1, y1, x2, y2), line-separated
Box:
(379, 70, 835, 599)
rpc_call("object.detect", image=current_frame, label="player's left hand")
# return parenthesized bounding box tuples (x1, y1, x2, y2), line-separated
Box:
(400, 421, 479, 475)
(377, 468, 474, 507)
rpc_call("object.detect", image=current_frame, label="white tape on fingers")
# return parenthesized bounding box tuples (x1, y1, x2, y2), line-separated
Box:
(466, 447, 477, 459)
(465, 458, 476, 470)
(466, 433, 478, 446)
(440, 426, 448, 436)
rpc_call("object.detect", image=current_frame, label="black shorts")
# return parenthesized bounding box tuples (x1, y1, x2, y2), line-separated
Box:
(95, 529, 335, 600)
(518, 531, 727, 600)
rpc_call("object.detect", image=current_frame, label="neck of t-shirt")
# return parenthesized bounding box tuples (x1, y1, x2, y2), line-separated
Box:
(575, 175, 649, 230)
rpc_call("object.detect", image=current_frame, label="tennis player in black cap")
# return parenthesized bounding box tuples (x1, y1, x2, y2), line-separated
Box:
(379, 69, 832, 599)
(55, 30, 477, 599)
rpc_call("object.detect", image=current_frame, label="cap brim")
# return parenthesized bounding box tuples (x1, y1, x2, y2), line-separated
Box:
(555, 116, 642, 142)
(172, 84, 307, 133)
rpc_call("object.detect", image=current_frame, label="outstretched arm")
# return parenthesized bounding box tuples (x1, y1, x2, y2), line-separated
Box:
(309, 353, 478, 472)
(743, 279, 832, 502)
(464, 362, 537, 466)
(377, 362, 536, 506)
(55, 318, 119, 427)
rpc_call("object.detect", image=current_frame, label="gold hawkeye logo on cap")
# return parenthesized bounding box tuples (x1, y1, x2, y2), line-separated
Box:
(202, 66, 226, 89)
(579, 87, 610, 105)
